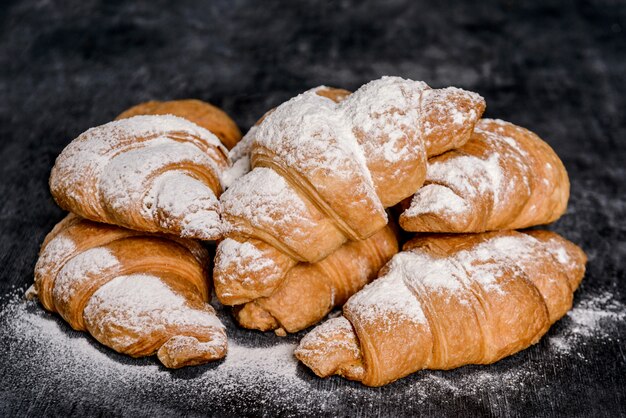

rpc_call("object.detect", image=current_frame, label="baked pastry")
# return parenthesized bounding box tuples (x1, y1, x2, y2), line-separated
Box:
(222, 87, 352, 187)
(50, 107, 234, 239)
(31, 214, 227, 368)
(116, 99, 242, 149)
(400, 119, 569, 233)
(220, 224, 398, 335)
(295, 230, 586, 386)
(215, 77, 485, 304)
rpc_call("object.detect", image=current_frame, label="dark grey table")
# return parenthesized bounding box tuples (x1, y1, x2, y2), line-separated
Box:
(1, 1, 624, 416)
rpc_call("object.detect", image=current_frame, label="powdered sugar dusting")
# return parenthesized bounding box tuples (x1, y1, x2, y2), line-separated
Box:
(347, 265, 427, 326)
(35, 235, 76, 272)
(214, 238, 282, 291)
(0, 283, 623, 415)
(221, 167, 317, 245)
(150, 170, 221, 238)
(52, 247, 119, 306)
(254, 88, 374, 190)
(51, 115, 228, 239)
(83, 274, 224, 350)
(216, 239, 274, 274)
(404, 118, 534, 223)
(346, 233, 562, 326)
(404, 183, 468, 219)
(222, 128, 255, 188)
(430, 153, 504, 208)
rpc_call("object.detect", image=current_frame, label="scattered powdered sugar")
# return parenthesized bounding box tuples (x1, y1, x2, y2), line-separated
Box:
(0, 282, 623, 415)
(548, 290, 626, 354)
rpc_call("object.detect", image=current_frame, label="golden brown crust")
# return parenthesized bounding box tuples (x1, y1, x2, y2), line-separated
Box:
(400, 119, 569, 233)
(232, 225, 399, 334)
(116, 99, 242, 149)
(49, 113, 229, 240)
(296, 230, 586, 386)
(33, 215, 227, 368)
(216, 77, 485, 310)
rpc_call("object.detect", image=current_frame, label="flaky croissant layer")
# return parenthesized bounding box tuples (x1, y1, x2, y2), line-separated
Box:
(32, 214, 227, 368)
(296, 230, 586, 387)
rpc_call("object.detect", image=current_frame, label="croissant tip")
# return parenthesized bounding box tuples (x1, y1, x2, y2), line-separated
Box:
(157, 335, 227, 369)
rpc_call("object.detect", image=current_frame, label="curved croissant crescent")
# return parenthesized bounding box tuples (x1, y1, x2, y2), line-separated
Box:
(295, 230, 586, 387)
(215, 77, 486, 306)
(223, 224, 399, 335)
(400, 119, 570, 232)
(32, 214, 227, 368)
(50, 100, 239, 240)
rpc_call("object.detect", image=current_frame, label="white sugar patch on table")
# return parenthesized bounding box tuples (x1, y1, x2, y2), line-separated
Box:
(548, 290, 626, 354)
(1, 285, 624, 414)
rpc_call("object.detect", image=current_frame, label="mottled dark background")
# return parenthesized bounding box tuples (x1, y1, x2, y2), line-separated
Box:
(0, 0, 624, 416)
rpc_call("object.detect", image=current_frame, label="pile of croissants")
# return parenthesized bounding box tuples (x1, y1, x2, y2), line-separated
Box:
(30, 76, 586, 387)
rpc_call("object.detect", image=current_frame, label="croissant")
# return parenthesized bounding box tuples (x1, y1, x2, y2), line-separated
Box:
(50, 101, 239, 240)
(215, 77, 486, 305)
(31, 214, 227, 368)
(116, 99, 242, 150)
(399, 119, 569, 233)
(295, 230, 586, 387)
(221, 224, 398, 335)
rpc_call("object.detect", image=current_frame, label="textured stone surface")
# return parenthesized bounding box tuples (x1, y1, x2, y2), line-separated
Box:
(0, 0, 624, 416)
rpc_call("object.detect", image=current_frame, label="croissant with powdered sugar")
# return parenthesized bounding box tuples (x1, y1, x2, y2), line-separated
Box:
(50, 100, 240, 240)
(214, 77, 486, 312)
(399, 118, 569, 233)
(31, 214, 227, 368)
(296, 230, 586, 386)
